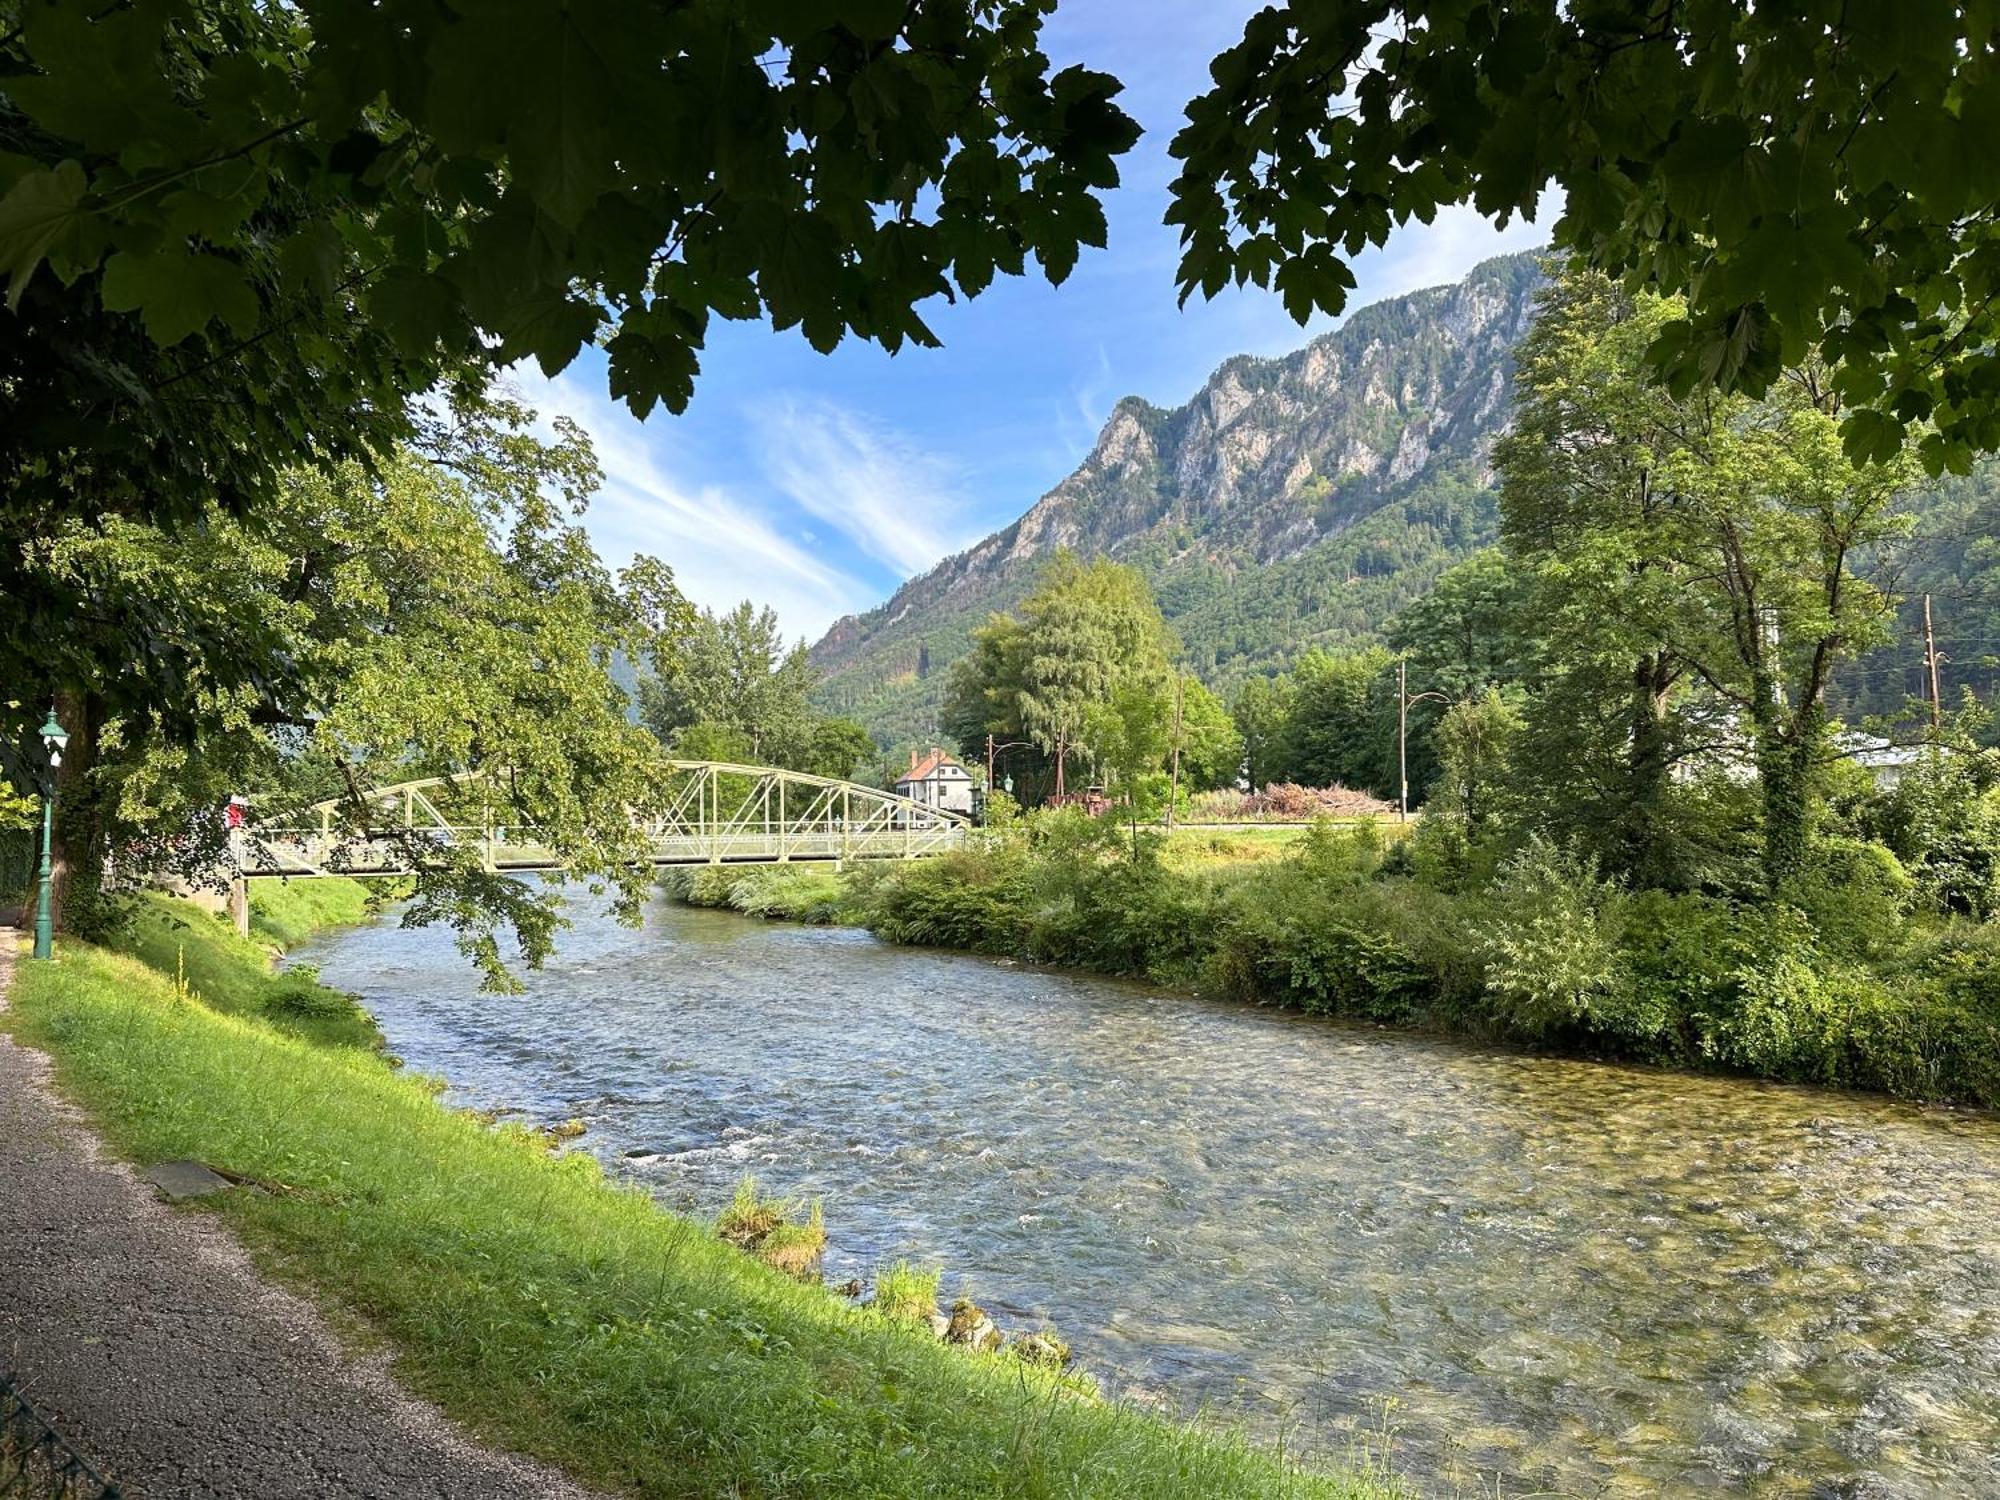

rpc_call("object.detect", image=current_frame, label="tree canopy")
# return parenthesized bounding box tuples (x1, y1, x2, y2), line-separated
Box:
(1169, 2, 2000, 470)
(7, 394, 688, 984)
(0, 0, 1141, 540)
(641, 601, 875, 780)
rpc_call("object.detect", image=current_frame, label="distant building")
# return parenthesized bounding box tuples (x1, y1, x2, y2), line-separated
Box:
(895, 748, 974, 815)
(1842, 732, 1925, 790)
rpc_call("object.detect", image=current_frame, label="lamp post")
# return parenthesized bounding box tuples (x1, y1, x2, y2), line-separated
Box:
(983, 733, 1032, 821)
(33, 706, 69, 960)
(1396, 660, 1450, 824)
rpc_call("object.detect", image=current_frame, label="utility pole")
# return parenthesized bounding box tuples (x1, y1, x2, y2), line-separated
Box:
(1397, 659, 1409, 823)
(1167, 673, 1185, 830)
(1924, 592, 1944, 735)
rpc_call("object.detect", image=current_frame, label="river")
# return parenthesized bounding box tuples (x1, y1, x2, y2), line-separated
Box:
(296, 895, 2000, 1498)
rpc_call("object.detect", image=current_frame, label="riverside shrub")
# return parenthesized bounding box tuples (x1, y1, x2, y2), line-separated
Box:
(1474, 837, 1629, 1039)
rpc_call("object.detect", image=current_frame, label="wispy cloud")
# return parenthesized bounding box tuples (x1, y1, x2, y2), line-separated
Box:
(503, 368, 878, 640)
(756, 396, 980, 576)
(1348, 198, 1557, 305)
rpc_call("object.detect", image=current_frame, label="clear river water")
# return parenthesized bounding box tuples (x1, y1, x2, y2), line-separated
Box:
(295, 895, 2000, 1498)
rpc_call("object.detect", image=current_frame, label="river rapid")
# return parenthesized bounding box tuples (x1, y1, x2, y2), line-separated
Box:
(295, 895, 2000, 1498)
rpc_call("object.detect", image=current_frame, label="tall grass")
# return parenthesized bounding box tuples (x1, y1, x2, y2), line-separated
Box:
(110, 892, 380, 1050)
(5, 902, 1410, 1500)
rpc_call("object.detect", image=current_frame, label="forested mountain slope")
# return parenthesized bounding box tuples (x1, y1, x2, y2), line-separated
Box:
(810, 251, 1544, 740)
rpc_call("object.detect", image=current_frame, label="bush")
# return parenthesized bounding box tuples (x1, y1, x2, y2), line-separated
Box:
(1859, 750, 2000, 919)
(263, 965, 367, 1023)
(865, 851, 1031, 954)
(1778, 838, 1911, 962)
(1209, 865, 1442, 1024)
(715, 1174, 826, 1281)
(1474, 837, 1630, 1038)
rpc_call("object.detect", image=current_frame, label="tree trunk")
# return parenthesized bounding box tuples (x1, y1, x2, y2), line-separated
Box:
(1621, 652, 1675, 883)
(1755, 693, 1820, 894)
(49, 689, 107, 935)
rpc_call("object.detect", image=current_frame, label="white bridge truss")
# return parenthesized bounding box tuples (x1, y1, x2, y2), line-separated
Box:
(237, 762, 969, 880)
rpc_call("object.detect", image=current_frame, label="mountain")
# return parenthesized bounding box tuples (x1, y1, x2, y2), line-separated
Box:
(809, 250, 1546, 743)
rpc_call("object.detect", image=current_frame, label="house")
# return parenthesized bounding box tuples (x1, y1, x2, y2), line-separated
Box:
(895, 747, 975, 816)
(1842, 732, 1925, 790)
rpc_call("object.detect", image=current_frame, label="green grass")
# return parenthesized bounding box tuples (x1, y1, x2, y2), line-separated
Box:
(6, 903, 1412, 1500)
(873, 1260, 945, 1326)
(111, 890, 382, 1050)
(247, 875, 386, 949)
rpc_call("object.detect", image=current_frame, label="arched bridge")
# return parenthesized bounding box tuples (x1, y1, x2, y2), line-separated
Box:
(238, 762, 970, 879)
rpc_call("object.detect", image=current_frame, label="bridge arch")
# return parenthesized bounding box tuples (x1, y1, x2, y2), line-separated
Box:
(238, 762, 969, 879)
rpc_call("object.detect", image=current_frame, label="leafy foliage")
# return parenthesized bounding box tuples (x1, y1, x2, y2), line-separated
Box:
(641, 601, 875, 779)
(12, 395, 688, 984)
(0, 0, 1139, 438)
(1169, 3, 2000, 469)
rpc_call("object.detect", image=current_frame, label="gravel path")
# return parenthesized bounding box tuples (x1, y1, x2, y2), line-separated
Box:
(0, 929, 601, 1500)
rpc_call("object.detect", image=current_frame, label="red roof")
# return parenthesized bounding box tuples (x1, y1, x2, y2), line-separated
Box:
(899, 749, 964, 783)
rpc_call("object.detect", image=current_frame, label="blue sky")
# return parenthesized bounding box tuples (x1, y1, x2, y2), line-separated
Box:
(513, 2, 1548, 643)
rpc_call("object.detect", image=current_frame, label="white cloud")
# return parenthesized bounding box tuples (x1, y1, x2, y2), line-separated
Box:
(503, 368, 879, 640)
(1346, 197, 1557, 307)
(755, 396, 981, 577)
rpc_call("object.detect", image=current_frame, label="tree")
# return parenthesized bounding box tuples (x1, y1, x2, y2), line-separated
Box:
(1496, 271, 1704, 883)
(1230, 675, 1295, 790)
(643, 603, 816, 765)
(1278, 647, 1397, 795)
(1088, 681, 1171, 842)
(939, 554, 1176, 803)
(642, 605, 877, 780)
(10, 396, 690, 983)
(1387, 550, 1538, 701)
(1168, 675, 1244, 794)
(1011, 553, 1172, 797)
(1433, 688, 1523, 839)
(1169, 4, 2000, 471)
(803, 717, 876, 782)
(1495, 267, 1919, 891)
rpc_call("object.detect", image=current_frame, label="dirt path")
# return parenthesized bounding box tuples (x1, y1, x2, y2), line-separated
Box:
(0, 929, 600, 1500)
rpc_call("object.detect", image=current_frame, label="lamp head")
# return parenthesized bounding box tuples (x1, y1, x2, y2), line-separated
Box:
(38, 706, 68, 768)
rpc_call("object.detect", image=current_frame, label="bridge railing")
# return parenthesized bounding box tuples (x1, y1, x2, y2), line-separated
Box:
(239, 821, 966, 878)
(236, 763, 970, 879)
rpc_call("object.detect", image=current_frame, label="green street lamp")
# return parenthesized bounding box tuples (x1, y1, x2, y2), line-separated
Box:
(32, 706, 68, 960)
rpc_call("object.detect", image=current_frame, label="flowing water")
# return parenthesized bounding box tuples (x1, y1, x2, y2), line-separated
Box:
(296, 896, 2000, 1497)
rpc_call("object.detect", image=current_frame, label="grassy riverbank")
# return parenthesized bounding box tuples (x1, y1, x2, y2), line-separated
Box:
(667, 812, 2000, 1109)
(4, 885, 1409, 1500)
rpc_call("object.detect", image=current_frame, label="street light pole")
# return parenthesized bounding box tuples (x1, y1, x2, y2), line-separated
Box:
(983, 733, 1031, 822)
(1398, 660, 1408, 823)
(32, 706, 69, 960)
(1396, 662, 1450, 824)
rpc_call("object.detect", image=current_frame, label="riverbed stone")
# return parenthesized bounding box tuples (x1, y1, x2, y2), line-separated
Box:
(945, 1298, 1002, 1352)
(142, 1160, 234, 1201)
(1009, 1331, 1072, 1369)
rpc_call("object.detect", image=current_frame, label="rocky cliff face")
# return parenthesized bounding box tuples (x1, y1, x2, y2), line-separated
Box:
(811, 250, 1544, 740)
